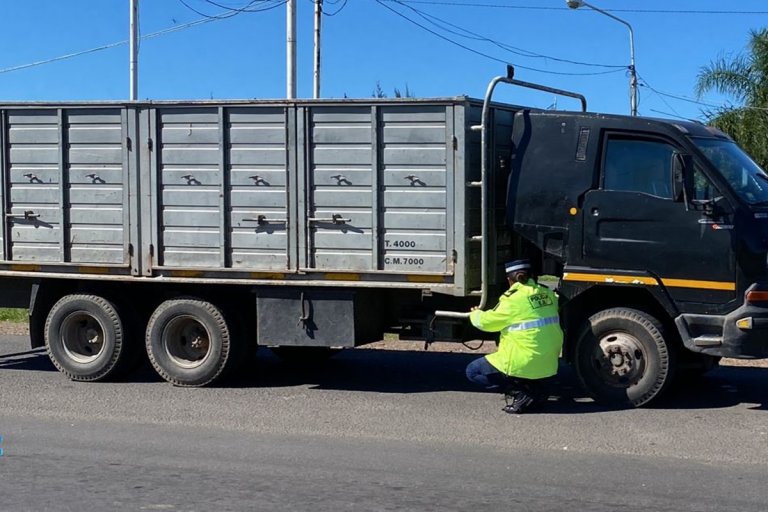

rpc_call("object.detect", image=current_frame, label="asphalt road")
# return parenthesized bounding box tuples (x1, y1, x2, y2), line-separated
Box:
(1, 334, 767, 512)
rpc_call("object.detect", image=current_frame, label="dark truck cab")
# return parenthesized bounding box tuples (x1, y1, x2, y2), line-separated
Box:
(507, 107, 768, 405)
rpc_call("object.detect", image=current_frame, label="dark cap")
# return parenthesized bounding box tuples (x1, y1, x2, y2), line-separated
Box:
(505, 259, 531, 275)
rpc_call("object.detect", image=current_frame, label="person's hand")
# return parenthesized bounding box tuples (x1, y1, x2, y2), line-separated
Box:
(470, 306, 479, 312)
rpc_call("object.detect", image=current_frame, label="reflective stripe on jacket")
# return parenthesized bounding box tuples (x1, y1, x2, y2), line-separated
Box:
(469, 280, 563, 379)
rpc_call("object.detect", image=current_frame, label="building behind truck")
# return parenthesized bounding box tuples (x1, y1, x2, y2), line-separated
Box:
(1, 70, 767, 406)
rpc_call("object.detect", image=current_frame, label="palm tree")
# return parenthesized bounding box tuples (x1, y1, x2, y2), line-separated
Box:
(696, 28, 768, 169)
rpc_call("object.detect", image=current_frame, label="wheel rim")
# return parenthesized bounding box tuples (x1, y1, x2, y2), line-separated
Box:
(591, 331, 647, 387)
(163, 315, 211, 369)
(60, 311, 106, 364)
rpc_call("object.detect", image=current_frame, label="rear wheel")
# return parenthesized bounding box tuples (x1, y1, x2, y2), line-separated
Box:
(574, 307, 675, 407)
(44, 294, 126, 382)
(146, 299, 232, 387)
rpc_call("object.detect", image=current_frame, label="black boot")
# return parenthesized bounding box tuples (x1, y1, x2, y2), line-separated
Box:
(502, 389, 535, 414)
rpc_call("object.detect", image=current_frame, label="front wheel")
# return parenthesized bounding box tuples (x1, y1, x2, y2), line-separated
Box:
(574, 308, 675, 407)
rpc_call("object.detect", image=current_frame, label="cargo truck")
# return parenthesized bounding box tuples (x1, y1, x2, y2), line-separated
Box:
(1, 69, 767, 406)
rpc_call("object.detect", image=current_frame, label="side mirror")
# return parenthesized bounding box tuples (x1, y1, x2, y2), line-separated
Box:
(672, 152, 694, 204)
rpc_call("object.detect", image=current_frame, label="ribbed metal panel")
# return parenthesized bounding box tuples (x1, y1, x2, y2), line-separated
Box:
(6, 110, 61, 262)
(157, 108, 222, 267)
(307, 106, 374, 271)
(227, 107, 289, 270)
(380, 106, 449, 273)
(66, 109, 127, 264)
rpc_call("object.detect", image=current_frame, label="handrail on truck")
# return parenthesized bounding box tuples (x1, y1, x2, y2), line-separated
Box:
(434, 66, 587, 320)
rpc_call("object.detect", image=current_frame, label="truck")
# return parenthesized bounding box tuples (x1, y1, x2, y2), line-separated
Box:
(1, 68, 766, 406)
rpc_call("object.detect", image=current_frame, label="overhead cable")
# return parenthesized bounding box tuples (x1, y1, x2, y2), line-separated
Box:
(386, 0, 768, 15)
(389, 0, 624, 69)
(375, 0, 625, 76)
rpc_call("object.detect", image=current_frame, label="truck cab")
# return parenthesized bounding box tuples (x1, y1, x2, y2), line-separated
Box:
(507, 108, 768, 405)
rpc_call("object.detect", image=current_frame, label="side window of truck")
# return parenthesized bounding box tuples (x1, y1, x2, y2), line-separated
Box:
(692, 167, 720, 200)
(603, 138, 675, 199)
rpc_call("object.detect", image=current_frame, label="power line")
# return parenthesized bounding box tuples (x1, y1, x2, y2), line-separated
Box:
(317, 0, 349, 16)
(178, 0, 286, 19)
(0, 13, 257, 76)
(637, 74, 768, 113)
(386, 0, 768, 15)
(389, 0, 624, 69)
(375, 0, 625, 77)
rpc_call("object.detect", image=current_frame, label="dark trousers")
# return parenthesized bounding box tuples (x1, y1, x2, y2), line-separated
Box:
(465, 356, 551, 399)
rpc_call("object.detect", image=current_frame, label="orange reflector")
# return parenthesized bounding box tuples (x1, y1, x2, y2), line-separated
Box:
(736, 317, 753, 330)
(746, 291, 768, 303)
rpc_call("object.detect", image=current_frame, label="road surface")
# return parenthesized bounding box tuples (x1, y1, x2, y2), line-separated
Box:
(1, 335, 767, 511)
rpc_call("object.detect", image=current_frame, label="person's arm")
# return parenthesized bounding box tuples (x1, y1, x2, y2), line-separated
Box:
(469, 295, 519, 332)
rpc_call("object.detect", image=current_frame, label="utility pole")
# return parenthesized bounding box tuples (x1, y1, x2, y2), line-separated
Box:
(129, 0, 139, 100)
(566, 0, 637, 116)
(286, 0, 297, 99)
(313, 0, 322, 99)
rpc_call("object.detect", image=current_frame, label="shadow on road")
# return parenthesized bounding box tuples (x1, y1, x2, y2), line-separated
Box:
(654, 365, 768, 411)
(234, 348, 768, 413)
(0, 347, 56, 372)
(3, 340, 766, 412)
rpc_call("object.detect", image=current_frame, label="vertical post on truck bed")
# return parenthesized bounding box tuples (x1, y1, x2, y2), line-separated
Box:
(434, 68, 587, 320)
(0, 110, 7, 261)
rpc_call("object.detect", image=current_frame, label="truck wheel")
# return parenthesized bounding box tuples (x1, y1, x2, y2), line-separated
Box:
(145, 299, 232, 387)
(574, 308, 674, 407)
(45, 294, 125, 382)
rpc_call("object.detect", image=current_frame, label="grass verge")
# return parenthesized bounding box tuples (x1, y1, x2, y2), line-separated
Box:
(0, 308, 28, 323)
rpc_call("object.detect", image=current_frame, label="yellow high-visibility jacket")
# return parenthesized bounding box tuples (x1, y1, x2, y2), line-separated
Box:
(470, 280, 563, 379)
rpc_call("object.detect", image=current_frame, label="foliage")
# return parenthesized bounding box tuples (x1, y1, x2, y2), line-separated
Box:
(372, 81, 415, 98)
(696, 28, 768, 170)
(0, 308, 27, 323)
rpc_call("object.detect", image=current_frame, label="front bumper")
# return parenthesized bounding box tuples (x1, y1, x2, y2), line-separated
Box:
(676, 301, 768, 359)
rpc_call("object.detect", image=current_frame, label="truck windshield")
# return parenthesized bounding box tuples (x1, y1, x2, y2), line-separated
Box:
(692, 137, 768, 205)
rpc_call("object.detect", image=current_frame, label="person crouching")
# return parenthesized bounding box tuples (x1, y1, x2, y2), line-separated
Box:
(465, 259, 563, 414)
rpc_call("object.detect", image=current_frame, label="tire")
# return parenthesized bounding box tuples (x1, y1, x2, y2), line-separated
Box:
(574, 307, 675, 407)
(145, 299, 232, 387)
(44, 294, 126, 382)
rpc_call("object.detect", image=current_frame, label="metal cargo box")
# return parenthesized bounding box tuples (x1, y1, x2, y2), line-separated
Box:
(0, 98, 517, 297)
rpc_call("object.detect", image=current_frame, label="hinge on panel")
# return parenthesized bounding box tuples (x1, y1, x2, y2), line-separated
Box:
(147, 138, 153, 152)
(126, 137, 132, 151)
(452, 136, 458, 150)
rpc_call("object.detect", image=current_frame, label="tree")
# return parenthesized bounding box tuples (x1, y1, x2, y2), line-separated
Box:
(696, 28, 768, 169)
(372, 81, 415, 99)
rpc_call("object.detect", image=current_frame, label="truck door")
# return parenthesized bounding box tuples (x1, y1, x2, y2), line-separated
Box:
(3, 109, 61, 262)
(302, 106, 375, 272)
(153, 106, 291, 271)
(582, 134, 736, 304)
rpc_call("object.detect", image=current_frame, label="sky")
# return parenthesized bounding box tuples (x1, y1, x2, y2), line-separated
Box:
(0, 0, 765, 121)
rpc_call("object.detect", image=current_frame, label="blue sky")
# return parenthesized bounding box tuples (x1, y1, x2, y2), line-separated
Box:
(0, 0, 765, 121)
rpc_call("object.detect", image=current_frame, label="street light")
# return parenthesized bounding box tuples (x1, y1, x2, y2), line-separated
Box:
(566, 0, 638, 116)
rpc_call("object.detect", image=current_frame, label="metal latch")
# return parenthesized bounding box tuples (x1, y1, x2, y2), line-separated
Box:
(6, 210, 40, 220)
(308, 214, 351, 225)
(242, 215, 287, 226)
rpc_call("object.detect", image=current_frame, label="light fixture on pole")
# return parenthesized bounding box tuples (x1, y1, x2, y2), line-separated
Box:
(566, 0, 638, 116)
